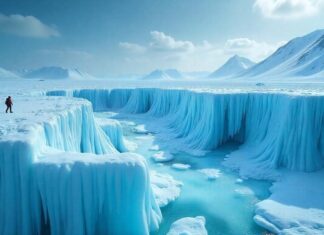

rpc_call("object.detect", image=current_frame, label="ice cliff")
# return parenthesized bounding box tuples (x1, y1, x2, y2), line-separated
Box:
(0, 96, 161, 235)
(48, 88, 324, 175)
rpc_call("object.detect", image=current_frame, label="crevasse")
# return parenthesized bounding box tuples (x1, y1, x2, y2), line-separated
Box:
(48, 88, 324, 173)
(0, 97, 161, 235)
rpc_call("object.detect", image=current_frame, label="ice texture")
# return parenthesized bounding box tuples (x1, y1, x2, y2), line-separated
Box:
(46, 87, 324, 234)
(167, 216, 208, 235)
(151, 171, 183, 207)
(133, 124, 150, 134)
(96, 117, 128, 152)
(0, 96, 161, 235)
(254, 170, 324, 234)
(152, 151, 174, 163)
(48, 88, 324, 173)
(198, 168, 222, 180)
(172, 163, 191, 171)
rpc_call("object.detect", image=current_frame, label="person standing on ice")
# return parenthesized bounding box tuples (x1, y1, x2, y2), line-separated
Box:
(5, 96, 13, 113)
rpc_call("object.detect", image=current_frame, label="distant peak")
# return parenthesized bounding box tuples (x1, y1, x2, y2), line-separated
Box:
(142, 68, 184, 80)
(209, 55, 255, 78)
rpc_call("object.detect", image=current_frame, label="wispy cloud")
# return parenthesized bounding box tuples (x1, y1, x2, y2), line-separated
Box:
(120, 31, 197, 53)
(149, 31, 195, 52)
(224, 38, 286, 61)
(119, 42, 146, 53)
(254, 0, 324, 19)
(0, 13, 60, 38)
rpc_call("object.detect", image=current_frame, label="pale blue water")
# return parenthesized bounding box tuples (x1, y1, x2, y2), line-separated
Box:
(96, 112, 272, 235)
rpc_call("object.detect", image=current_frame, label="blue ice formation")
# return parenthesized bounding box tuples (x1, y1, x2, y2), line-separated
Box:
(48, 88, 324, 173)
(47, 89, 132, 111)
(0, 96, 161, 235)
(34, 150, 160, 235)
(96, 117, 128, 152)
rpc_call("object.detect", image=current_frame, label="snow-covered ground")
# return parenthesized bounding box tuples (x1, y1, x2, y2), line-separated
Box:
(1, 78, 324, 234)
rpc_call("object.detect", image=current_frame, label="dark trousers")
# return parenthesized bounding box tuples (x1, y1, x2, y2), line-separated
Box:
(6, 105, 12, 113)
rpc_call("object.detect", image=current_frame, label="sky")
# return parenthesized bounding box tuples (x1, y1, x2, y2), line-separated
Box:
(0, 0, 323, 77)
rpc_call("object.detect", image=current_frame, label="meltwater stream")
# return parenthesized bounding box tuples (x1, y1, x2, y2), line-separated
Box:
(96, 112, 272, 235)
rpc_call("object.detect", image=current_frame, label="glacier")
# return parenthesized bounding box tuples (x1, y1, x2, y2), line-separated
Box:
(45, 87, 324, 234)
(47, 88, 324, 174)
(1, 81, 324, 234)
(0, 96, 161, 235)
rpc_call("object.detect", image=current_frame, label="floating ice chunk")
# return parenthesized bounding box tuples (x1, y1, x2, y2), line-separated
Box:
(255, 170, 324, 234)
(152, 151, 174, 163)
(151, 171, 183, 207)
(234, 187, 254, 196)
(172, 163, 191, 171)
(149, 145, 160, 151)
(167, 216, 208, 235)
(135, 135, 152, 140)
(236, 178, 244, 184)
(133, 124, 149, 134)
(198, 168, 221, 180)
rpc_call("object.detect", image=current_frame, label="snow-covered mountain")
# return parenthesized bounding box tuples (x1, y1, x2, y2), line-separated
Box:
(0, 67, 20, 79)
(209, 55, 255, 78)
(22, 66, 93, 80)
(243, 29, 324, 77)
(142, 69, 185, 80)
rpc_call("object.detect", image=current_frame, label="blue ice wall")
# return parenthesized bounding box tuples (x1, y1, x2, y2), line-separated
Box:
(47, 89, 132, 111)
(43, 102, 118, 154)
(97, 118, 128, 152)
(0, 99, 161, 235)
(34, 150, 161, 235)
(47, 88, 324, 172)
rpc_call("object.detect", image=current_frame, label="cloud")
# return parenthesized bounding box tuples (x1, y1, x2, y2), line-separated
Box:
(119, 42, 146, 53)
(254, 0, 324, 19)
(120, 31, 200, 54)
(118, 31, 284, 72)
(224, 38, 286, 61)
(149, 31, 195, 52)
(0, 13, 60, 38)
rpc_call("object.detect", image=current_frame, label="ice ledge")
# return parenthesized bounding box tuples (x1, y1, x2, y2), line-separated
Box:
(254, 170, 324, 235)
(0, 96, 117, 154)
(0, 96, 161, 235)
(48, 88, 324, 173)
(33, 149, 161, 235)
